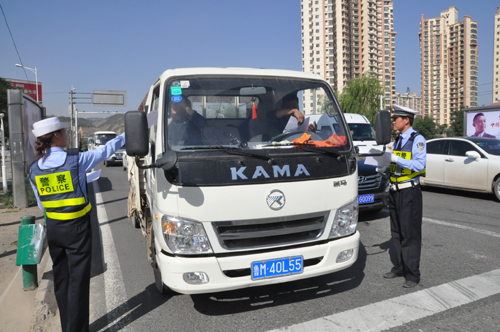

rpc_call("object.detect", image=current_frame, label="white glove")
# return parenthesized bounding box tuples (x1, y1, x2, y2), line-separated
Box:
(391, 153, 399, 163)
(376, 166, 387, 174)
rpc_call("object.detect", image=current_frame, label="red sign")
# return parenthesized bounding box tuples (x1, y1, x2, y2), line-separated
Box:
(4, 78, 42, 102)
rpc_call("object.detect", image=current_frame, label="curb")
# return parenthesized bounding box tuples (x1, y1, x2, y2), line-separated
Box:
(30, 250, 61, 332)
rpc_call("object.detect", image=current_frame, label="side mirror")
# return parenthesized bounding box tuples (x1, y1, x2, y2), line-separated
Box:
(125, 111, 149, 157)
(466, 151, 480, 160)
(375, 110, 392, 145)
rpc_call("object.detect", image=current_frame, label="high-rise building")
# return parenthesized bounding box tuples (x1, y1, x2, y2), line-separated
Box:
(419, 7, 478, 126)
(300, 0, 396, 114)
(493, 6, 500, 103)
(393, 91, 422, 115)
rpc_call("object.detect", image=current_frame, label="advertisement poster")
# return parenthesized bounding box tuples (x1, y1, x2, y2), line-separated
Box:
(466, 110, 500, 139)
(5, 78, 42, 103)
(23, 96, 43, 167)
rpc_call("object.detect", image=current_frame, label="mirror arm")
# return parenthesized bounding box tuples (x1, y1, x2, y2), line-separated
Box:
(135, 155, 159, 169)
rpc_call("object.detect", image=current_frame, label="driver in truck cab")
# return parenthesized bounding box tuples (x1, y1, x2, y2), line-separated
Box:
(240, 92, 318, 140)
(168, 95, 207, 146)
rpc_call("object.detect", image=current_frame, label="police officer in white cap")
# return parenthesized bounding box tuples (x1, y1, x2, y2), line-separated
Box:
(383, 105, 426, 288)
(28, 117, 125, 332)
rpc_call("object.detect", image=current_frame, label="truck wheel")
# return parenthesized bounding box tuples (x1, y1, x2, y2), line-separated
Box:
(150, 228, 176, 296)
(494, 177, 500, 202)
(131, 214, 140, 228)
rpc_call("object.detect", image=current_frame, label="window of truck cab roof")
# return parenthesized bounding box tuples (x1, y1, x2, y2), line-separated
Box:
(164, 76, 350, 152)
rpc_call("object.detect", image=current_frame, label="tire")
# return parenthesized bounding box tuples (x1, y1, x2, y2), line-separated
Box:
(150, 228, 175, 296)
(494, 177, 500, 202)
(131, 214, 140, 229)
(105, 161, 109, 167)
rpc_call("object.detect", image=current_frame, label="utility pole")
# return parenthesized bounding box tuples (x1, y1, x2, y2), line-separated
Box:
(69, 89, 74, 148)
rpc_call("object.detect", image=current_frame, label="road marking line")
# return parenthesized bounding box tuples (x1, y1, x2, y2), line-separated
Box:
(93, 181, 132, 332)
(423, 217, 500, 238)
(0, 266, 21, 305)
(268, 269, 500, 332)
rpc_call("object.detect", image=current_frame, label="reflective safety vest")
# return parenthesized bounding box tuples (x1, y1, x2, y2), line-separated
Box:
(390, 131, 426, 183)
(29, 149, 91, 226)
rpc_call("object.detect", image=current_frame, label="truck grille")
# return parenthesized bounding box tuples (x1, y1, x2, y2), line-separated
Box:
(212, 212, 328, 250)
(358, 173, 381, 191)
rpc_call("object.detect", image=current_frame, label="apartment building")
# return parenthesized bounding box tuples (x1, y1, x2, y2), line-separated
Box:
(494, 6, 500, 103)
(301, 0, 396, 114)
(419, 7, 478, 126)
(392, 92, 422, 115)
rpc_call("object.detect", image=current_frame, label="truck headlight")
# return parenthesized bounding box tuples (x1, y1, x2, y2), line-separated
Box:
(329, 199, 358, 239)
(161, 216, 213, 254)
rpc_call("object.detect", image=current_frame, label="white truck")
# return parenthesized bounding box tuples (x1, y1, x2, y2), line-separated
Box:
(89, 131, 117, 150)
(124, 67, 391, 295)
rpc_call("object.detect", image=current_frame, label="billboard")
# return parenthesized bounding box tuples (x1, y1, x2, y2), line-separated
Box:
(4, 78, 42, 103)
(465, 108, 500, 139)
(23, 96, 43, 166)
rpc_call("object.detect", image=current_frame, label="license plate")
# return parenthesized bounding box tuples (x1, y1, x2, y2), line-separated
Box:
(358, 194, 374, 204)
(251, 256, 303, 280)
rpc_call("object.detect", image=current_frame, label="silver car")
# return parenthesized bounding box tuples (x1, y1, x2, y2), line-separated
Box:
(104, 145, 126, 167)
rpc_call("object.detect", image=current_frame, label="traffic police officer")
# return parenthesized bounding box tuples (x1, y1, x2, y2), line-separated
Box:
(29, 117, 125, 332)
(383, 105, 426, 288)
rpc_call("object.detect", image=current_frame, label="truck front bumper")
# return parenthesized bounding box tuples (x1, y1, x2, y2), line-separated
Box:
(156, 231, 360, 294)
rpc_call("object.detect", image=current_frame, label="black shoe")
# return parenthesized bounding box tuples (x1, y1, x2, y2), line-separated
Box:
(403, 280, 419, 288)
(383, 272, 403, 279)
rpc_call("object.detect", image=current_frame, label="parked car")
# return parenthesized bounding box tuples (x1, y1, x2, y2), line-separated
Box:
(104, 145, 126, 167)
(421, 137, 500, 201)
(357, 158, 390, 212)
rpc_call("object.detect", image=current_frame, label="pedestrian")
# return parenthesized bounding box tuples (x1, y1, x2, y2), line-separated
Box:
(28, 117, 125, 332)
(383, 105, 426, 288)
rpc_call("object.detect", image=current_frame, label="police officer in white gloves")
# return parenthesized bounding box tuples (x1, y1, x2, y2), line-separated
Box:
(383, 105, 426, 288)
(28, 117, 125, 332)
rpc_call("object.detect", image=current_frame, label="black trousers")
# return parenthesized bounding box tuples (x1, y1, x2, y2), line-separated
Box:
(46, 218, 92, 332)
(388, 184, 423, 283)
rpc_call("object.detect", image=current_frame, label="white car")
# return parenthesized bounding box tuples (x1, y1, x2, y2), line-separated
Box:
(421, 137, 500, 201)
(104, 145, 126, 167)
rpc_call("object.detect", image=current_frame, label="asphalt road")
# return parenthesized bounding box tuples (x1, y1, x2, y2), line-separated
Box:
(87, 164, 500, 332)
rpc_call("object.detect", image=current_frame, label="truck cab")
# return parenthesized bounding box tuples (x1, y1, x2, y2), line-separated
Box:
(125, 68, 391, 295)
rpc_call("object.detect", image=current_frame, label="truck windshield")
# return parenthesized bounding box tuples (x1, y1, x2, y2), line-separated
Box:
(348, 123, 376, 141)
(165, 77, 350, 154)
(94, 134, 116, 145)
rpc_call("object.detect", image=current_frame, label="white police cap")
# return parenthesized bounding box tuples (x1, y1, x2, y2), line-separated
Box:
(32, 117, 69, 137)
(391, 104, 418, 118)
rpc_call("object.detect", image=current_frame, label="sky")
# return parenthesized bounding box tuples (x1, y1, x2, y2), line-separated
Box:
(1, 0, 498, 118)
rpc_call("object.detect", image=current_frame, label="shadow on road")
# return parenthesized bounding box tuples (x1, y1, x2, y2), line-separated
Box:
(190, 241, 368, 315)
(97, 177, 113, 193)
(89, 283, 170, 332)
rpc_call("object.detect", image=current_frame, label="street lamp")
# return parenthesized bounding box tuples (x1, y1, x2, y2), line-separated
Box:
(15, 64, 38, 103)
(0, 113, 7, 194)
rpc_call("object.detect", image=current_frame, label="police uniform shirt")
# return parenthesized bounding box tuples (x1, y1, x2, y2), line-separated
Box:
(393, 127, 426, 183)
(30, 133, 126, 209)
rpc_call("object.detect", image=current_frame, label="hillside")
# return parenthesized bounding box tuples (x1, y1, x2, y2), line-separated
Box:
(48, 114, 125, 139)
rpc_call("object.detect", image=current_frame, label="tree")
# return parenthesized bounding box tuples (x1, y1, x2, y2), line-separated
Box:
(449, 107, 465, 137)
(413, 116, 438, 140)
(0, 78, 14, 140)
(338, 72, 383, 126)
